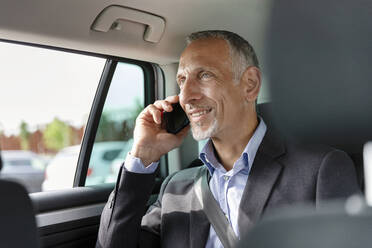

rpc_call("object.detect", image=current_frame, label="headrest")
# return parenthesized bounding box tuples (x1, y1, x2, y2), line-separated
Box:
(266, 0, 372, 154)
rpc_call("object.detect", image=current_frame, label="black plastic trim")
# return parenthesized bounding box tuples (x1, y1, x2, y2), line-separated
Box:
(40, 223, 98, 248)
(74, 60, 118, 187)
(39, 216, 100, 236)
(30, 183, 114, 214)
(31, 178, 162, 214)
(144, 63, 156, 106)
(156, 66, 169, 179)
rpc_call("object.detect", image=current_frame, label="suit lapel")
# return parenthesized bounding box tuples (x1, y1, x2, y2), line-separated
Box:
(238, 129, 285, 233)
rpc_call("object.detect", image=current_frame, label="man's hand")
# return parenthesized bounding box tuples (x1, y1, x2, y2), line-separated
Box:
(130, 95, 190, 166)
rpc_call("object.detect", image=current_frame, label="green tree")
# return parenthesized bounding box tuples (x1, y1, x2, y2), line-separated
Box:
(124, 97, 144, 132)
(19, 121, 30, 150)
(95, 99, 144, 142)
(95, 112, 113, 142)
(128, 97, 144, 121)
(43, 118, 71, 151)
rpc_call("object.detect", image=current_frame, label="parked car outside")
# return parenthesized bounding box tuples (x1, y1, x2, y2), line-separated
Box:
(0, 150, 46, 193)
(105, 138, 133, 183)
(42, 141, 125, 191)
(42, 145, 79, 191)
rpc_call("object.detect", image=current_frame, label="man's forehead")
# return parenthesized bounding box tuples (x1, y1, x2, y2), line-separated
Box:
(181, 38, 229, 58)
(177, 60, 219, 75)
(177, 38, 230, 74)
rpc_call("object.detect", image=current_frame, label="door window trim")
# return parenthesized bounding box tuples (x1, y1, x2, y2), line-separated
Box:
(74, 59, 156, 187)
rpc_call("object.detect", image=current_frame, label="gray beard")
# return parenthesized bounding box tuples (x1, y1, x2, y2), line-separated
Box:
(191, 118, 218, 141)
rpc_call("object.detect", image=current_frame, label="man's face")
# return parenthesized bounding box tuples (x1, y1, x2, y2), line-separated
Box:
(177, 38, 247, 140)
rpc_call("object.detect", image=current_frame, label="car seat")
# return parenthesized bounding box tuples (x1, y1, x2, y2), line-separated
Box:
(237, 198, 372, 248)
(266, 0, 372, 192)
(238, 0, 372, 246)
(0, 150, 40, 248)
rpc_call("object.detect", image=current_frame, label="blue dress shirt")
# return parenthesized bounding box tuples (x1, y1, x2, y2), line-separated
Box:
(124, 118, 267, 248)
(201, 118, 266, 248)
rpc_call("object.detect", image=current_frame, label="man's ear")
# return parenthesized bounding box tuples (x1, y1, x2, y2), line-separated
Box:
(241, 66, 261, 102)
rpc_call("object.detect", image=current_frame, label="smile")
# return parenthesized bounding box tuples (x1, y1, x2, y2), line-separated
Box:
(189, 108, 212, 118)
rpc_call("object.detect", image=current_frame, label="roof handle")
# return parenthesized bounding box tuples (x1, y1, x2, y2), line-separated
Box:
(91, 5, 165, 43)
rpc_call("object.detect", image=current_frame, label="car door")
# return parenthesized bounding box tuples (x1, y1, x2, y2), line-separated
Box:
(24, 54, 167, 247)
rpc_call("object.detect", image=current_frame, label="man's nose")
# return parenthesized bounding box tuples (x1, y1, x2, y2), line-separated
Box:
(179, 78, 203, 105)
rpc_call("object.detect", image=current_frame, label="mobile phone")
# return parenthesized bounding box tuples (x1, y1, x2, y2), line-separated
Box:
(162, 102, 190, 134)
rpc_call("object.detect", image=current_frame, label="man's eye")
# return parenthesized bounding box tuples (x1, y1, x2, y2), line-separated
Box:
(178, 78, 186, 86)
(200, 72, 212, 80)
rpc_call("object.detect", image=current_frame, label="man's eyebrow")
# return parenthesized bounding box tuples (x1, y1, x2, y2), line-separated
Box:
(179, 67, 213, 74)
(176, 67, 217, 80)
(176, 73, 184, 83)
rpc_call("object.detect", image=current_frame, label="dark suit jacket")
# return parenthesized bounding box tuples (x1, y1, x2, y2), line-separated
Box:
(96, 129, 361, 248)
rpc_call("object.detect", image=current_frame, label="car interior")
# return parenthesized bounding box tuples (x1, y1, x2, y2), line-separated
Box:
(0, 151, 40, 248)
(0, 0, 371, 247)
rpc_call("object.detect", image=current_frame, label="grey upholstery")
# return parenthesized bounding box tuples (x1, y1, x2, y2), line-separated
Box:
(237, 0, 372, 246)
(266, 0, 372, 154)
(238, 199, 372, 248)
(265, 0, 372, 191)
(0, 151, 40, 248)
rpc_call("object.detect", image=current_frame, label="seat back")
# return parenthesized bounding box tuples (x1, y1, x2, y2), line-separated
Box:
(238, 200, 372, 248)
(0, 152, 40, 248)
(238, 0, 372, 246)
(264, 0, 372, 191)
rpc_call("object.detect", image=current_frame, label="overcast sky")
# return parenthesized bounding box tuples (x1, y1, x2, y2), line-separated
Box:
(0, 41, 145, 136)
(0, 42, 105, 135)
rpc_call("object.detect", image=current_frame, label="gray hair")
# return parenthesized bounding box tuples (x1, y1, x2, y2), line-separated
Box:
(186, 30, 259, 82)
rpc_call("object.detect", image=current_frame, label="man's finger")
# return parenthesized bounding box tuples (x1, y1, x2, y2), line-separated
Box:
(147, 104, 162, 124)
(153, 100, 172, 112)
(164, 95, 179, 103)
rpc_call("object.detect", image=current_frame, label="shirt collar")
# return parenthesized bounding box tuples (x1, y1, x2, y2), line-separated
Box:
(199, 116, 267, 175)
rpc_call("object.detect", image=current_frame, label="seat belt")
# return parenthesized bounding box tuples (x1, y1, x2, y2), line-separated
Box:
(194, 167, 238, 248)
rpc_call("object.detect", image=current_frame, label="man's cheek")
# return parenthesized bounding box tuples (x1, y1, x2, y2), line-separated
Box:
(202, 86, 220, 99)
(178, 93, 186, 108)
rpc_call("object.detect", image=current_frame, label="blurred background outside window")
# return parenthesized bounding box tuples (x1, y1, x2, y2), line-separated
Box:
(0, 42, 105, 192)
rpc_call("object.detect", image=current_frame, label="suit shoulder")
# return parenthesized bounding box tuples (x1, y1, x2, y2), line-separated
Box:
(282, 142, 350, 169)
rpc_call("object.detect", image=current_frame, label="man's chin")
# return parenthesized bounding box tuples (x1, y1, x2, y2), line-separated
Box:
(190, 120, 218, 141)
(191, 130, 209, 141)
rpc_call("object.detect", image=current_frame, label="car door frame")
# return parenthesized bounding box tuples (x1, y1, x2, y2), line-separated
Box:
(22, 44, 166, 247)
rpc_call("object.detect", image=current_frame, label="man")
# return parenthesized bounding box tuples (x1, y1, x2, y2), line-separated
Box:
(96, 30, 360, 248)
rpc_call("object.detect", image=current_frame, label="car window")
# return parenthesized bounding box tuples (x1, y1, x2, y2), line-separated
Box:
(85, 62, 144, 186)
(102, 149, 122, 161)
(0, 41, 105, 193)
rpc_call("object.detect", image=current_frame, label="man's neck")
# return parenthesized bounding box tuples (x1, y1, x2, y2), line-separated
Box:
(212, 116, 259, 171)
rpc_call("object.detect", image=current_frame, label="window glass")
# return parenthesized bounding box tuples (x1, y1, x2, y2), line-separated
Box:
(86, 62, 144, 185)
(0, 42, 105, 192)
